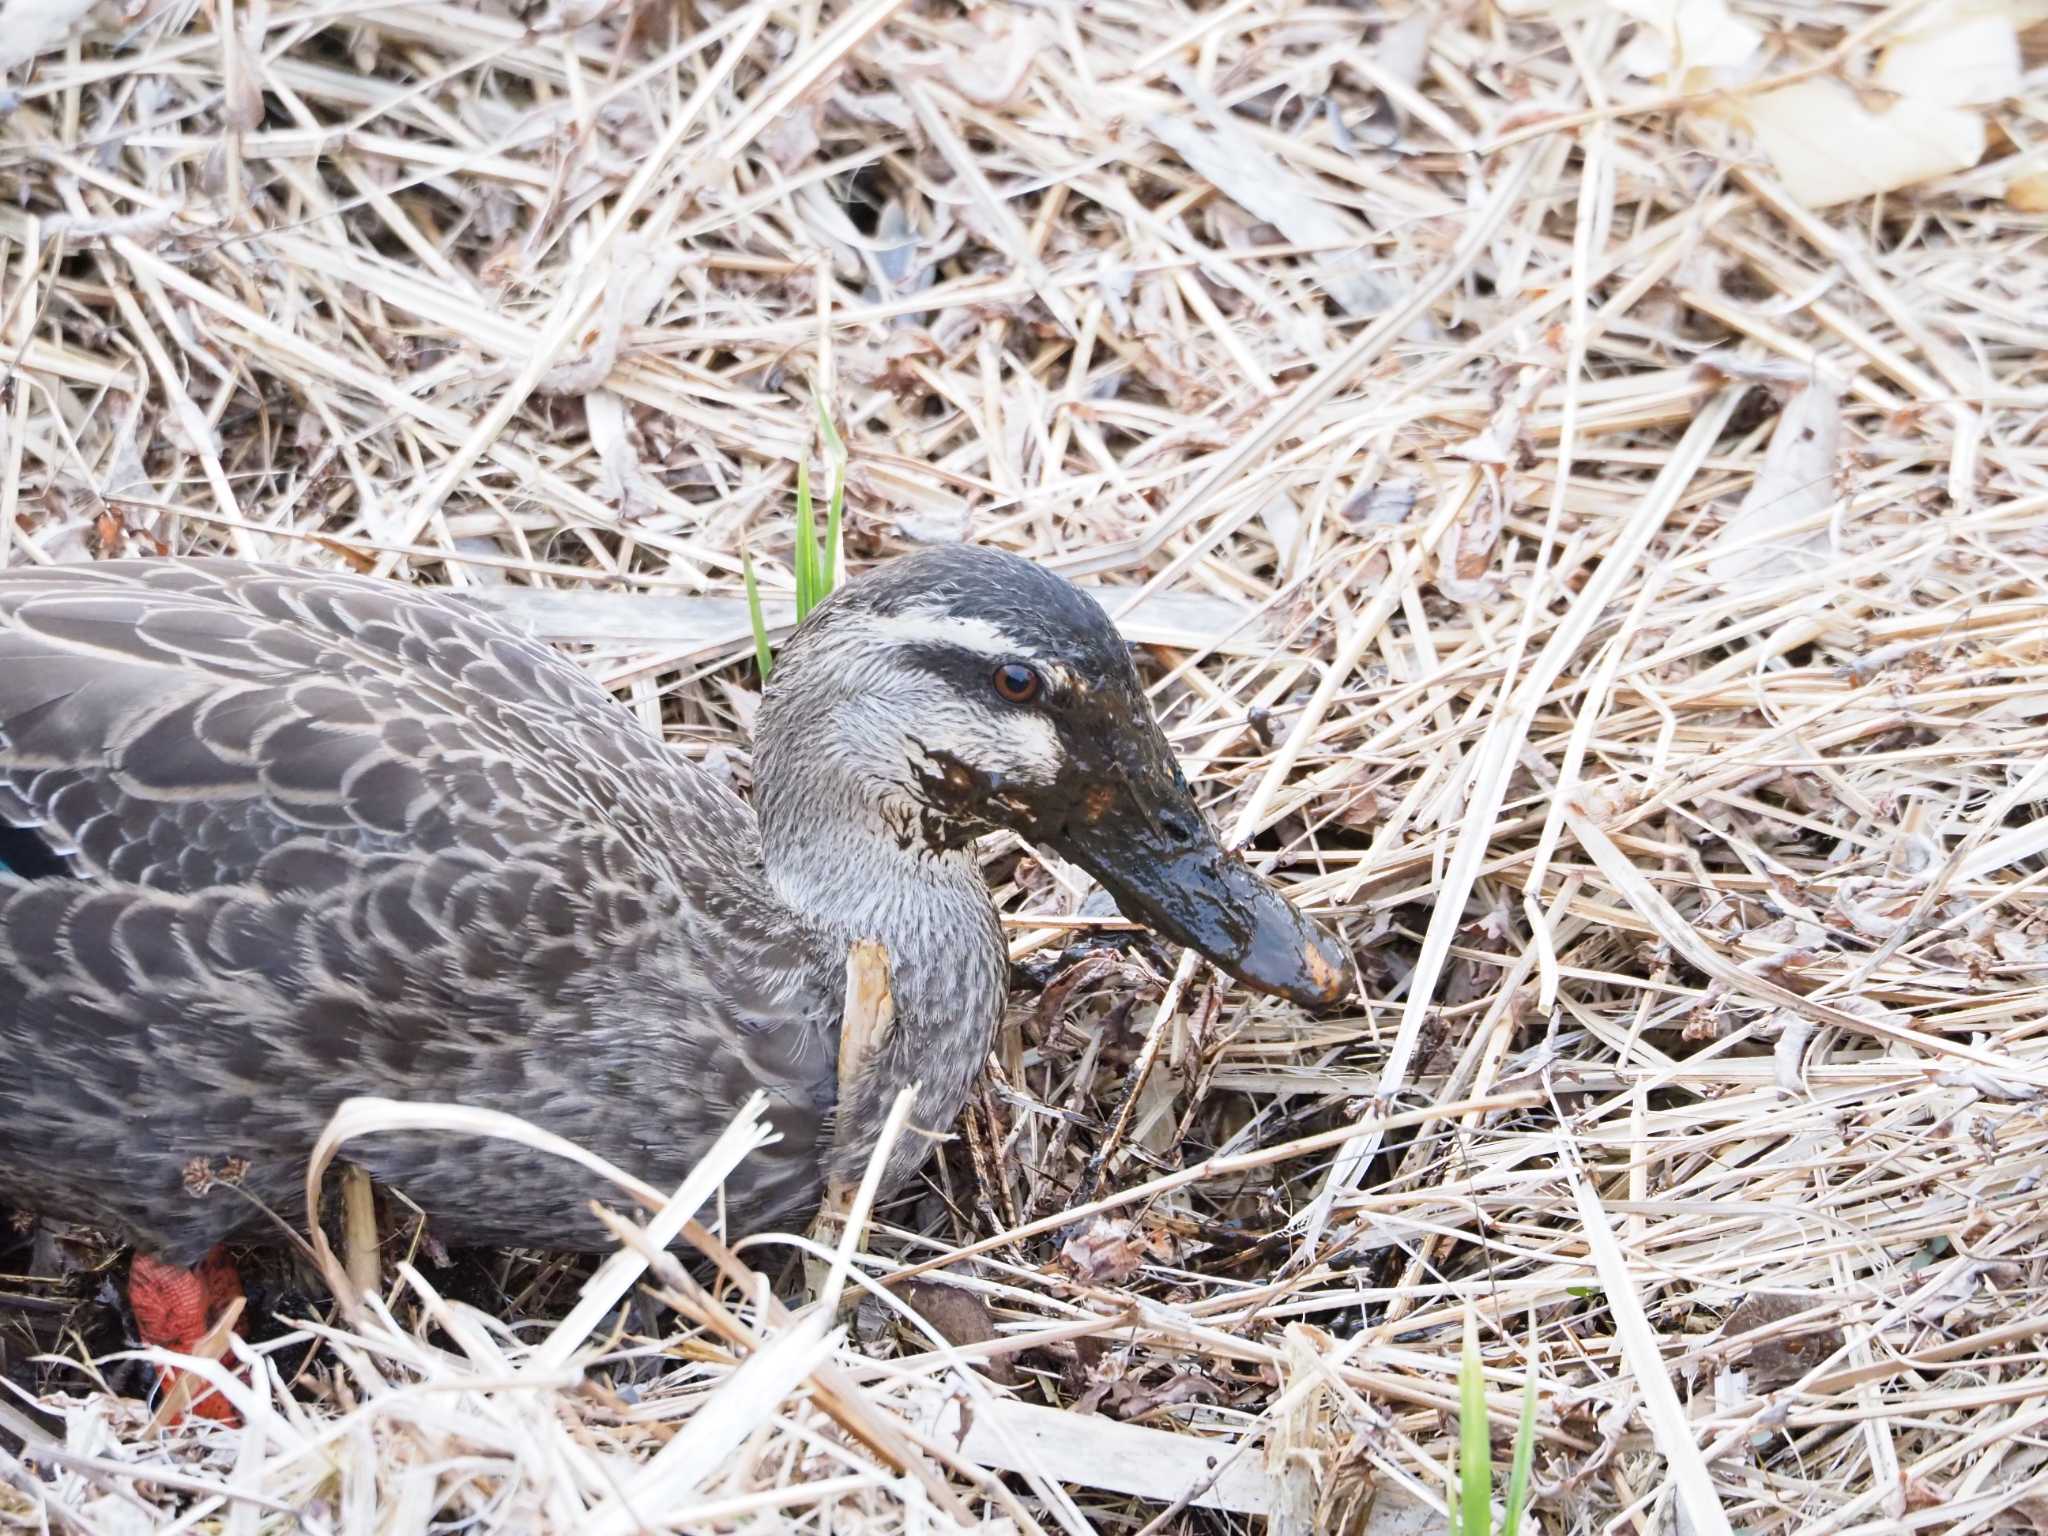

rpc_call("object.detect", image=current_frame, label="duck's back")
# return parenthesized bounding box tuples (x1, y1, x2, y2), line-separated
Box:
(0, 561, 836, 1260)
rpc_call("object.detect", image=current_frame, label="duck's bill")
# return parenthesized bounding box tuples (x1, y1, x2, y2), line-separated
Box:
(1060, 809, 1354, 1010)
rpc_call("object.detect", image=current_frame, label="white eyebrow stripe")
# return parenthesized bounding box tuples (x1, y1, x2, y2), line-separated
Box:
(866, 612, 1038, 659)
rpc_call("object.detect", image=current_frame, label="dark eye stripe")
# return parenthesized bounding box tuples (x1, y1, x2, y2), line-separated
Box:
(894, 642, 1060, 706)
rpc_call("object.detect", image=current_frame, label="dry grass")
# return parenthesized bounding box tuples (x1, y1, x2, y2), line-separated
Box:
(6, 0, 2048, 1530)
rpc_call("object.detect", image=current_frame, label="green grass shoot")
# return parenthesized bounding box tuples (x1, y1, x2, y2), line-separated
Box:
(1451, 1310, 1541, 1536)
(746, 394, 848, 681)
(815, 391, 845, 596)
(1503, 1348, 1538, 1536)
(742, 551, 774, 681)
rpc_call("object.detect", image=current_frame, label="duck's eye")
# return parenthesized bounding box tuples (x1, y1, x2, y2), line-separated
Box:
(992, 662, 1042, 704)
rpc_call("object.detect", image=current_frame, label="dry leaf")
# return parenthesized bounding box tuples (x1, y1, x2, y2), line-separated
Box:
(1720, 1292, 1844, 1386)
(2008, 171, 2048, 209)
(1342, 480, 1418, 528)
(1735, 79, 1986, 207)
(1706, 378, 1841, 587)
(0, 0, 99, 69)
(1615, 0, 1762, 86)
(1148, 91, 1398, 318)
(1878, 2, 2024, 106)
(1060, 1216, 1173, 1283)
(897, 1280, 1018, 1385)
(758, 101, 822, 172)
(539, 235, 687, 396)
(938, 12, 1047, 107)
(1376, 11, 1432, 91)
(2010, 1494, 2048, 1535)
(585, 391, 661, 520)
(1734, 4, 2022, 206)
(1439, 489, 1502, 601)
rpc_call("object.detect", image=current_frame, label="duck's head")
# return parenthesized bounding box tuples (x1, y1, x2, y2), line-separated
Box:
(757, 545, 1352, 1009)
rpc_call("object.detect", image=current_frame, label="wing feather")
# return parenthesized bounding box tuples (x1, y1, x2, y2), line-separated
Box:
(0, 560, 835, 1258)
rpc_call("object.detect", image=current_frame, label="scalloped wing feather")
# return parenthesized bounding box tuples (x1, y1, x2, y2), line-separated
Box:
(0, 561, 836, 1260)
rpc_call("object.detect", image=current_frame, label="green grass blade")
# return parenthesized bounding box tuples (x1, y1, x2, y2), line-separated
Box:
(1501, 1325, 1539, 1536)
(743, 550, 774, 682)
(823, 460, 844, 597)
(814, 392, 845, 595)
(814, 388, 846, 464)
(1458, 1311, 1490, 1536)
(794, 459, 816, 616)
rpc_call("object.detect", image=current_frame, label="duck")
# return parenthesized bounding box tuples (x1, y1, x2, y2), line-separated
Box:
(0, 544, 1351, 1420)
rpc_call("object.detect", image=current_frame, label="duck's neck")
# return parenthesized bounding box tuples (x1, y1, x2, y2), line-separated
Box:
(756, 778, 1009, 1192)
(759, 785, 985, 952)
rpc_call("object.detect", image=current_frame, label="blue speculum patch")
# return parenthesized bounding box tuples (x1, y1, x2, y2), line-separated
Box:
(0, 825, 68, 879)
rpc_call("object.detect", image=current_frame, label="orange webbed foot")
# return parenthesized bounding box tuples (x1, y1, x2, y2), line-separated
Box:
(128, 1247, 246, 1425)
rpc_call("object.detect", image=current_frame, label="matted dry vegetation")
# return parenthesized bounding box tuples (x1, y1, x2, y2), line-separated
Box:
(5, 0, 2048, 1530)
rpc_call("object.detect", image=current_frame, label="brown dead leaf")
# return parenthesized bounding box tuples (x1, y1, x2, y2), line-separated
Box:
(2010, 172, 2048, 211)
(2011, 1493, 2048, 1535)
(1061, 1216, 1175, 1285)
(1720, 1292, 1844, 1385)
(897, 1280, 1017, 1386)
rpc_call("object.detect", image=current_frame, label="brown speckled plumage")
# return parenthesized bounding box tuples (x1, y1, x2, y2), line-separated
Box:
(0, 547, 1348, 1267)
